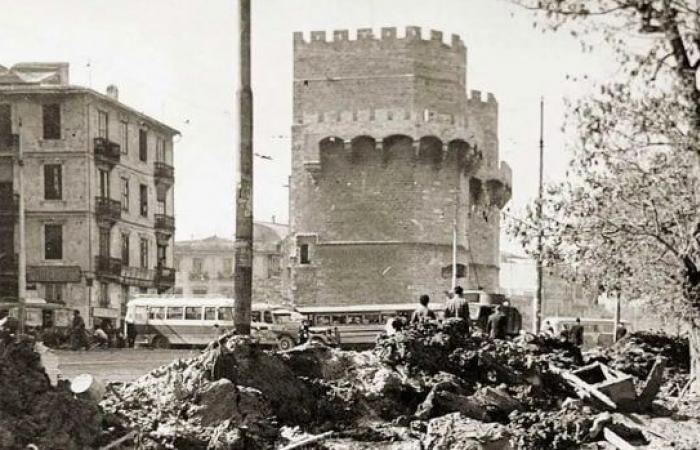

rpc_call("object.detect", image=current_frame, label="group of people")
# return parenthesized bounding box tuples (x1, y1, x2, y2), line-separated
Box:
(70, 310, 132, 350)
(404, 286, 510, 339)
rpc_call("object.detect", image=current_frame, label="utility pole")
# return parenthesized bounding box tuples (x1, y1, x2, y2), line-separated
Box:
(451, 220, 457, 289)
(233, 0, 253, 335)
(534, 97, 544, 334)
(613, 291, 621, 343)
(17, 123, 26, 335)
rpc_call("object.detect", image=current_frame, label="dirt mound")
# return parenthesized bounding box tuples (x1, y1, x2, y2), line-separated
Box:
(0, 337, 101, 450)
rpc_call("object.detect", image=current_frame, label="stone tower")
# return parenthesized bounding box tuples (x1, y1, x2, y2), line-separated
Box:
(287, 27, 511, 306)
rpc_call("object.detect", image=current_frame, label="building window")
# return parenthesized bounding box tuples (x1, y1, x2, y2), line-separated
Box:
(121, 285, 129, 318)
(99, 282, 109, 308)
(156, 137, 165, 162)
(43, 164, 62, 200)
(139, 129, 148, 162)
(44, 283, 63, 303)
(223, 258, 232, 275)
(44, 224, 62, 260)
(99, 227, 110, 257)
(192, 287, 208, 295)
(299, 244, 310, 264)
(121, 177, 129, 212)
(99, 169, 110, 198)
(42, 104, 61, 140)
(120, 121, 128, 155)
(98, 110, 109, 139)
(121, 232, 129, 266)
(140, 238, 148, 268)
(139, 184, 148, 217)
(192, 258, 203, 273)
(157, 244, 167, 268)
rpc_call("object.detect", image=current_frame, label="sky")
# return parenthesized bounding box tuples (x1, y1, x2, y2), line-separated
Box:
(0, 0, 618, 251)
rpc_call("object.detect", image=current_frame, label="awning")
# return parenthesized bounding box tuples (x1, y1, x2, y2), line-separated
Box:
(27, 265, 82, 283)
(91, 307, 120, 319)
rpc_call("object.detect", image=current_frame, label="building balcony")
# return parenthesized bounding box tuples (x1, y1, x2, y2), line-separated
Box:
(155, 265, 176, 291)
(0, 134, 18, 155)
(0, 192, 19, 224)
(95, 256, 122, 280)
(189, 271, 210, 282)
(95, 196, 121, 226)
(217, 272, 235, 281)
(155, 214, 175, 233)
(154, 161, 174, 185)
(122, 266, 155, 288)
(94, 137, 121, 166)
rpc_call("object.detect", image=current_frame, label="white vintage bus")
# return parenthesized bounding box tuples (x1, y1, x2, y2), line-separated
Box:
(124, 296, 305, 349)
(542, 316, 631, 348)
(296, 296, 522, 348)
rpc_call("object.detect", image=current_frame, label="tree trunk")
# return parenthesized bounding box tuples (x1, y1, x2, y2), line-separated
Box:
(690, 321, 700, 393)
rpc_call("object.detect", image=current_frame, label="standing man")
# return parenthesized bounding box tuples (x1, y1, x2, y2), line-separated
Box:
(70, 310, 89, 351)
(570, 317, 585, 347)
(411, 295, 436, 324)
(444, 286, 470, 335)
(486, 305, 507, 339)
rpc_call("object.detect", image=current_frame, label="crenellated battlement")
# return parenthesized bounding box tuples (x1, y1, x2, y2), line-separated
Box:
(293, 26, 464, 50)
(299, 108, 467, 127)
(467, 90, 497, 107)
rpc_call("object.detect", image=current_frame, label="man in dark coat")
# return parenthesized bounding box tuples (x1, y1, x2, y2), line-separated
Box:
(570, 317, 585, 347)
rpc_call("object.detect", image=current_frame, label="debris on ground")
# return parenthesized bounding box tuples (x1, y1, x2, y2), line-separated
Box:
(4, 325, 700, 449)
(0, 337, 101, 450)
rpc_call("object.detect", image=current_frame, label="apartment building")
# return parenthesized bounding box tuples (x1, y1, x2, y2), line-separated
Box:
(174, 221, 288, 302)
(0, 62, 178, 328)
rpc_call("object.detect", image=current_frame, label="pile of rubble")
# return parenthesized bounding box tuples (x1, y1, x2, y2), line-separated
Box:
(0, 337, 101, 449)
(97, 323, 700, 449)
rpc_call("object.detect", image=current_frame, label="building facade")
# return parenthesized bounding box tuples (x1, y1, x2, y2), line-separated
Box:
(175, 221, 288, 302)
(0, 62, 178, 328)
(287, 27, 511, 306)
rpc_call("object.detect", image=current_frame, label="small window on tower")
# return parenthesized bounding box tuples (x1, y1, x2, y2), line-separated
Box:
(299, 244, 310, 265)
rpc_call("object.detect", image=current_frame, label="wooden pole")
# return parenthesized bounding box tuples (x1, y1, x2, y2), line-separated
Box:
(234, 0, 253, 335)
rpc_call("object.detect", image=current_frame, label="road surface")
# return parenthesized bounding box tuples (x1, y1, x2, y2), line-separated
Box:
(53, 348, 199, 384)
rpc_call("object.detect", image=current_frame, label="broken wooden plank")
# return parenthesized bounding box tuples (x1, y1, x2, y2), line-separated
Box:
(560, 371, 618, 409)
(603, 427, 638, 450)
(279, 431, 334, 450)
(99, 431, 137, 450)
(638, 358, 666, 409)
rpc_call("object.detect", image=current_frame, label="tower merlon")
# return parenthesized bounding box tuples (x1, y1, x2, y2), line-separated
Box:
(293, 26, 465, 49)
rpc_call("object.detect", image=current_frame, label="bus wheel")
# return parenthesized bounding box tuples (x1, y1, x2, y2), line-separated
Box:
(278, 335, 295, 351)
(151, 336, 170, 349)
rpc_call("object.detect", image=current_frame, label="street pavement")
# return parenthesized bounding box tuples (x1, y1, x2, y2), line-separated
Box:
(54, 348, 199, 384)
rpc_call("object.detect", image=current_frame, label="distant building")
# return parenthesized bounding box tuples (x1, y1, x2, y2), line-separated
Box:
(174, 221, 289, 302)
(500, 252, 601, 326)
(0, 62, 179, 328)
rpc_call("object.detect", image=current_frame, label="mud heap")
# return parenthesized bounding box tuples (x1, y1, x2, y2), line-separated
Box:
(0, 338, 101, 450)
(102, 323, 700, 449)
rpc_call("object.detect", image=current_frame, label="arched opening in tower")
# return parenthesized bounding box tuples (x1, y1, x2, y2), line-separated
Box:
(384, 134, 413, 164)
(350, 135, 377, 164)
(418, 136, 443, 167)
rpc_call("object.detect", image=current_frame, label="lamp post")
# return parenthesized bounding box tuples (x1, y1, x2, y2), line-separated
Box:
(534, 97, 544, 334)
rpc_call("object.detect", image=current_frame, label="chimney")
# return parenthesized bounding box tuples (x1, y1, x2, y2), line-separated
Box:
(106, 84, 119, 101)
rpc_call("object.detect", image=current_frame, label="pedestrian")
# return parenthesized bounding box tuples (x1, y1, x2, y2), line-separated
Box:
(126, 318, 136, 348)
(542, 320, 555, 337)
(486, 305, 507, 339)
(444, 285, 470, 334)
(93, 326, 109, 348)
(616, 323, 628, 341)
(70, 310, 89, 351)
(298, 320, 310, 344)
(570, 317, 584, 347)
(411, 294, 436, 324)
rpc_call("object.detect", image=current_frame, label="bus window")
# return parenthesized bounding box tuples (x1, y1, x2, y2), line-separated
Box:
(263, 311, 273, 324)
(26, 309, 42, 327)
(251, 311, 261, 322)
(55, 310, 71, 327)
(218, 307, 233, 321)
(167, 306, 183, 320)
(134, 306, 147, 323)
(331, 315, 347, 325)
(347, 314, 363, 325)
(364, 314, 381, 324)
(317, 315, 331, 326)
(148, 307, 165, 320)
(185, 307, 202, 320)
(204, 307, 216, 321)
